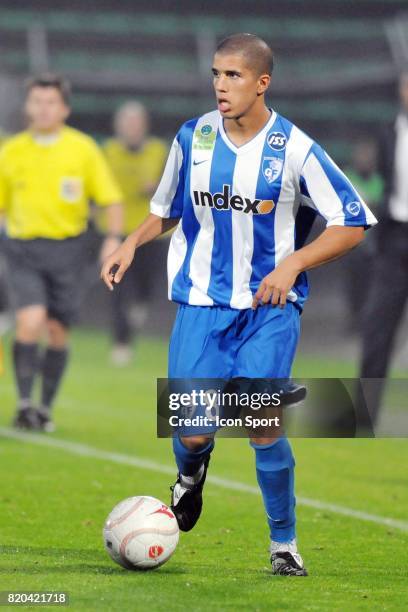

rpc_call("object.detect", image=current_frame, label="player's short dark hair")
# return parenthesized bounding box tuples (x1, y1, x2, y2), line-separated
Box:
(215, 33, 274, 76)
(25, 73, 71, 104)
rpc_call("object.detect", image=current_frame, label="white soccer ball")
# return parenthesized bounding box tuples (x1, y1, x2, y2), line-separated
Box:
(103, 496, 179, 570)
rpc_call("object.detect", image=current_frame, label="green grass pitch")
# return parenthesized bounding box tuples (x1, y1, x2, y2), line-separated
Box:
(0, 330, 407, 611)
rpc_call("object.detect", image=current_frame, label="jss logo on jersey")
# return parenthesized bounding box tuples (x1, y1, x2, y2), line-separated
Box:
(267, 132, 287, 151)
(262, 156, 284, 184)
(193, 184, 275, 215)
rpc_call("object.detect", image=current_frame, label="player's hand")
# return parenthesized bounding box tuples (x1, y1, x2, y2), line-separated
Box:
(99, 236, 122, 265)
(252, 258, 301, 309)
(100, 238, 136, 291)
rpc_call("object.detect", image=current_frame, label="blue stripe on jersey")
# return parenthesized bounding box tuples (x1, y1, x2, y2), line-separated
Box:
(169, 136, 186, 219)
(309, 143, 368, 226)
(299, 176, 310, 199)
(170, 122, 200, 303)
(295, 205, 317, 250)
(206, 131, 237, 305)
(293, 205, 317, 309)
(249, 116, 293, 292)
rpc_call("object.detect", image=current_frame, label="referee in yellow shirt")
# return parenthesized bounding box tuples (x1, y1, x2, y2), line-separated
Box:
(0, 73, 123, 431)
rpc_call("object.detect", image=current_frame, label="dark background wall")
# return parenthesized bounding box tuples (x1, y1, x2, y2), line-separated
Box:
(1, 0, 408, 366)
(0, 0, 404, 162)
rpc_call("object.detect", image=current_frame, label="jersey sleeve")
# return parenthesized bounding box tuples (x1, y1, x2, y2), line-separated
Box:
(150, 134, 184, 219)
(299, 142, 378, 228)
(85, 139, 123, 206)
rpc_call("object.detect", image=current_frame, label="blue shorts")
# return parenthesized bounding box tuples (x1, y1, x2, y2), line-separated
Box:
(167, 303, 300, 437)
(169, 302, 300, 379)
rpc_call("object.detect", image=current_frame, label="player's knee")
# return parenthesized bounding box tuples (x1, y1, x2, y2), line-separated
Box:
(180, 435, 212, 451)
(16, 306, 47, 342)
(47, 318, 69, 349)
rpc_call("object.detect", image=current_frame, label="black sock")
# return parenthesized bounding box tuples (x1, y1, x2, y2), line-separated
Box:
(12, 341, 40, 408)
(41, 347, 69, 413)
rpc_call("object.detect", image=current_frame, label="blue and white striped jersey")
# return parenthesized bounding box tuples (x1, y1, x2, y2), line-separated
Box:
(150, 109, 377, 310)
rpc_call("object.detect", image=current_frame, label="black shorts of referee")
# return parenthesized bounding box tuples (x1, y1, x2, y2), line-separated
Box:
(3, 232, 88, 327)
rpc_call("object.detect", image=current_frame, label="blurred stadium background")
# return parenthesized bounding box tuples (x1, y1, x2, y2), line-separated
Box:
(0, 0, 407, 372)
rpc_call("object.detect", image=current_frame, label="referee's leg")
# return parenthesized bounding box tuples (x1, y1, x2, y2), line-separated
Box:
(4, 238, 48, 428)
(38, 316, 70, 430)
(14, 305, 47, 412)
(37, 236, 86, 430)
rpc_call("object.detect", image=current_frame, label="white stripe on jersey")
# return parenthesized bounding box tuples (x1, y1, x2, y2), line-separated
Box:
(188, 111, 219, 306)
(229, 145, 260, 309)
(167, 222, 187, 301)
(150, 137, 183, 218)
(301, 152, 346, 225)
(274, 126, 313, 302)
(151, 108, 378, 310)
(150, 137, 186, 298)
(323, 151, 378, 227)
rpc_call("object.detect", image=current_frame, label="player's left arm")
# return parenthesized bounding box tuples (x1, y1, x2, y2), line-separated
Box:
(253, 141, 378, 309)
(252, 225, 364, 308)
(100, 202, 124, 262)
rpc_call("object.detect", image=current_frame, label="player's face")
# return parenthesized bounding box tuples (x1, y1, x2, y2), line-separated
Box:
(25, 87, 70, 133)
(212, 52, 270, 119)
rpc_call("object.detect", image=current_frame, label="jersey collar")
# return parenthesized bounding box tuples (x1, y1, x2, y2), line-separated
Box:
(218, 108, 277, 155)
(30, 127, 65, 147)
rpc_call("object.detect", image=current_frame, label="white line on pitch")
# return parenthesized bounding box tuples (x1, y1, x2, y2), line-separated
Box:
(1, 426, 407, 533)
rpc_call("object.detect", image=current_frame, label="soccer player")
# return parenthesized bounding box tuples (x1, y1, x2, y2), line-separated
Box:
(101, 34, 377, 575)
(100, 102, 167, 365)
(0, 73, 123, 432)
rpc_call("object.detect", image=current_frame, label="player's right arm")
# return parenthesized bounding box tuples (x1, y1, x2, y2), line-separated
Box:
(100, 133, 185, 290)
(100, 213, 178, 290)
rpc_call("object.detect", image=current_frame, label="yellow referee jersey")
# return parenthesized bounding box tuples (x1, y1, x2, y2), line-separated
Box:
(0, 126, 122, 240)
(99, 137, 167, 235)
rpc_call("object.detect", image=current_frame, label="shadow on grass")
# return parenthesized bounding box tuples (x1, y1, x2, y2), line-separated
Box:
(0, 545, 189, 576)
(0, 563, 188, 576)
(0, 545, 99, 560)
(0, 545, 267, 579)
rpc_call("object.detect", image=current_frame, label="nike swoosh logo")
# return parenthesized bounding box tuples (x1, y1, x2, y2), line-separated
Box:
(193, 159, 209, 166)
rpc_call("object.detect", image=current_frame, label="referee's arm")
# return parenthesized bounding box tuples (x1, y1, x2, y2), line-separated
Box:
(86, 140, 124, 259)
